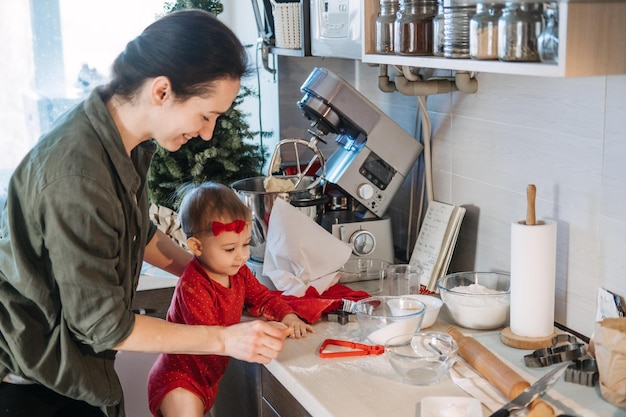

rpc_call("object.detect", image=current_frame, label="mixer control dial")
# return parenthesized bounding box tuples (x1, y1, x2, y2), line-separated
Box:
(350, 230, 376, 257)
(357, 183, 375, 200)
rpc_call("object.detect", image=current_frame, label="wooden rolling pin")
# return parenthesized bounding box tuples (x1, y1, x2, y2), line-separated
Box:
(447, 326, 555, 417)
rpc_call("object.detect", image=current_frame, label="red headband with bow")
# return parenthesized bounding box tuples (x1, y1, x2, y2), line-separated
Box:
(212, 220, 246, 236)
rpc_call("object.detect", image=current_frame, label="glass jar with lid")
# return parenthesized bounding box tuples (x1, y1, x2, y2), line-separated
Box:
(537, 3, 559, 64)
(395, 0, 439, 55)
(469, 2, 503, 60)
(498, 2, 544, 62)
(376, 0, 400, 54)
(443, 0, 477, 59)
(432, 1, 445, 57)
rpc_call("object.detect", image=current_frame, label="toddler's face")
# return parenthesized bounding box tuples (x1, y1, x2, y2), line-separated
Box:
(195, 220, 252, 280)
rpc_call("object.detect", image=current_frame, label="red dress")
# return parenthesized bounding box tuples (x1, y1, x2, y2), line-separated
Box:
(147, 257, 294, 416)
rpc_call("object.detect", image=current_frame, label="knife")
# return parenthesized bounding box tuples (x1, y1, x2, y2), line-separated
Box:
(489, 361, 570, 417)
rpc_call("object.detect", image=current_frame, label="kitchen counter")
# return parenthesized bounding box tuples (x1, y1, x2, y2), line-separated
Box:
(133, 273, 626, 417)
(266, 318, 471, 417)
(264, 316, 625, 417)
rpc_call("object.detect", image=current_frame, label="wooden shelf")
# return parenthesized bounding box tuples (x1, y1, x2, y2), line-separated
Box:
(361, 53, 563, 77)
(362, 0, 626, 77)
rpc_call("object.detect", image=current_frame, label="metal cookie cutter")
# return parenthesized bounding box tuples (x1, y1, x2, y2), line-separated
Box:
(327, 310, 356, 325)
(327, 299, 364, 325)
(524, 334, 587, 368)
(564, 356, 598, 387)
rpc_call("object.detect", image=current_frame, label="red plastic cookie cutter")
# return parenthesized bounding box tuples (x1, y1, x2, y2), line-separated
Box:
(318, 338, 385, 358)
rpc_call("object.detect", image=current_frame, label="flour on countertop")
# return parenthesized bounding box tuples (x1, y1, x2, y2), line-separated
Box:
(287, 355, 396, 381)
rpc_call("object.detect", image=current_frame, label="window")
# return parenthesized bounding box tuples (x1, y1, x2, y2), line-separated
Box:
(1, 1, 279, 210)
(1, 0, 165, 198)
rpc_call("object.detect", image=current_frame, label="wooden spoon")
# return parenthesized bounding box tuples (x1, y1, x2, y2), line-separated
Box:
(526, 184, 536, 226)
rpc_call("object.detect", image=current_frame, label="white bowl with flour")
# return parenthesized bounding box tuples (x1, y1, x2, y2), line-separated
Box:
(437, 272, 510, 330)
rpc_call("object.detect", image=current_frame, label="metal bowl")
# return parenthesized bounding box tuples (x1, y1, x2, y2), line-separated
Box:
(231, 176, 326, 262)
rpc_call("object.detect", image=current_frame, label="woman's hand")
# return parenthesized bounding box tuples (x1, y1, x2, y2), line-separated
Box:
(281, 313, 315, 339)
(221, 320, 291, 364)
(116, 316, 293, 363)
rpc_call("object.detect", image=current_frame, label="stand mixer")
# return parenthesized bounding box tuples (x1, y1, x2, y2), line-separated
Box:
(270, 67, 424, 263)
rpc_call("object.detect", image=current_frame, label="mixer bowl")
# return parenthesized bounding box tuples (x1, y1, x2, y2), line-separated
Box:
(231, 176, 326, 262)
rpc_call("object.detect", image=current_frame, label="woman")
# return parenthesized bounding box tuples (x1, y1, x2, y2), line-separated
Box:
(0, 9, 288, 417)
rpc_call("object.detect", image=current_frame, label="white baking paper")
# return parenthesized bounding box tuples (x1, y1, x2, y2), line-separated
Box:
(262, 198, 352, 297)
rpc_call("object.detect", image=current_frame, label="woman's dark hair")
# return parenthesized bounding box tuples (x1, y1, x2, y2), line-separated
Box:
(109, 9, 250, 101)
(178, 182, 251, 237)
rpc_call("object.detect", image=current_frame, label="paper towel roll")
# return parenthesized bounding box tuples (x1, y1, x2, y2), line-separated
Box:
(510, 220, 557, 338)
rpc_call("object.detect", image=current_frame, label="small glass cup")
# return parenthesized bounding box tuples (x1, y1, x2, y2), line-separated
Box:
(386, 264, 422, 296)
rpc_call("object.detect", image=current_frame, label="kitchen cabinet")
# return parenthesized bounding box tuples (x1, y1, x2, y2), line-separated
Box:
(117, 286, 176, 417)
(211, 359, 263, 417)
(362, 0, 626, 77)
(262, 367, 312, 417)
(211, 360, 312, 417)
(131, 286, 174, 319)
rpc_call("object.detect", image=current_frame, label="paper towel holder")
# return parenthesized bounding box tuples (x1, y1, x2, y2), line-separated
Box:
(526, 184, 536, 226)
(521, 183, 547, 227)
(501, 326, 558, 350)
(501, 184, 558, 350)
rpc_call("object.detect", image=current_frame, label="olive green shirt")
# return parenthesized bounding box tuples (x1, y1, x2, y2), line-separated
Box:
(0, 88, 157, 417)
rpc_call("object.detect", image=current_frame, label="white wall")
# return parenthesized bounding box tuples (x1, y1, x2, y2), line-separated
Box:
(275, 56, 626, 337)
(436, 73, 626, 338)
(220, 2, 281, 173)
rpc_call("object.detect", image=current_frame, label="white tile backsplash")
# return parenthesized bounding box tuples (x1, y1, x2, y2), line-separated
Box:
(276, 56, 626, 337)
(448, 116, 604, 211)
(452, 74, 608, 140)
(605, 75, 626, 145)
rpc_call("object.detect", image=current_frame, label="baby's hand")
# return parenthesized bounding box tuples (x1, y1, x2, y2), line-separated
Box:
(281, 313, 315, 339)
(267, 321, 293, 340)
